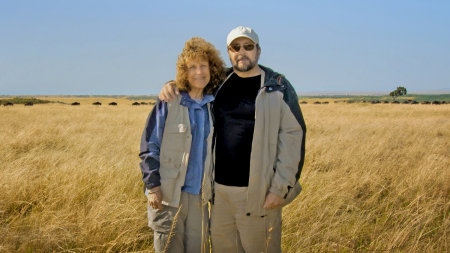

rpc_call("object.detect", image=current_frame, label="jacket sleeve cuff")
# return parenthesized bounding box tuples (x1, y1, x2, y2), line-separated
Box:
(269, 186, 286, 199)
(145, 181, 161, 190)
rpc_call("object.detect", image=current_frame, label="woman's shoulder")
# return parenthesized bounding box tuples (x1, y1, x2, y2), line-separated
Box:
(155, 94, 182, 107)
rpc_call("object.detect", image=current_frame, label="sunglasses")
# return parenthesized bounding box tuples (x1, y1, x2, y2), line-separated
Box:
(228, 44, 256, 52)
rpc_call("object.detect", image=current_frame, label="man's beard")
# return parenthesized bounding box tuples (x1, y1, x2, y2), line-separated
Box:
(231, 55, 257, 72)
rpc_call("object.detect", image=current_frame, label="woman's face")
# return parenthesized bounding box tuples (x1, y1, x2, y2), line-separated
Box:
(186, 58, 210, 91)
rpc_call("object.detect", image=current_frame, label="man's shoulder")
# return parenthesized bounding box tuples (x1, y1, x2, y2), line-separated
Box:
(260, 65, 296, 95)
(155, 94, 182, 111)
(259, 65, 301, 110)
(259, 65, 291, 86)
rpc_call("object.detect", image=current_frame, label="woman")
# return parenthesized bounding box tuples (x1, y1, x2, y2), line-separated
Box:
(139, 37, 225, 253)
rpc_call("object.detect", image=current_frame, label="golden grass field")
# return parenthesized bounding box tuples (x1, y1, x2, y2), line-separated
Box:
(1, 98, 449, 252)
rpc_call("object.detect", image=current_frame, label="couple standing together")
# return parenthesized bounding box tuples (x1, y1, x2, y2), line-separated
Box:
(139, 26, 306, 253)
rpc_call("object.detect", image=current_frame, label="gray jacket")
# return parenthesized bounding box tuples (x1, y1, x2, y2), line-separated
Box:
(212, 65, 306, 216)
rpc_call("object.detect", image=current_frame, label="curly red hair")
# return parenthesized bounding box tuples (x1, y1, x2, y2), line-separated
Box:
(176, 37, 226, 94)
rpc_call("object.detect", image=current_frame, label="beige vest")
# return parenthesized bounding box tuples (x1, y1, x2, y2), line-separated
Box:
(159, 94, 214, 207)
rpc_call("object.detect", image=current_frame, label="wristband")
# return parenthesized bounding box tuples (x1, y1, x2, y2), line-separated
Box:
(148, 188, 161, 194)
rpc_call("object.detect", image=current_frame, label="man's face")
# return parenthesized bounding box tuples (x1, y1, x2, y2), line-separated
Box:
(227, 37, 260, 72)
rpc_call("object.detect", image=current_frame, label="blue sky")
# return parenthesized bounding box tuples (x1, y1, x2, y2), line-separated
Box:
(1, 0, 449, 95)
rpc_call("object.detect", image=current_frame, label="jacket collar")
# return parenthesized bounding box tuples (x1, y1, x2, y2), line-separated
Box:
(223, 65, 287, 92)
(180, 91, 214, 108)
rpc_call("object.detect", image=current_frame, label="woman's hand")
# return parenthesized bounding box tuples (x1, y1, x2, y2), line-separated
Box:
(158, 81, 179, 102)
(148, 187, 163, 210)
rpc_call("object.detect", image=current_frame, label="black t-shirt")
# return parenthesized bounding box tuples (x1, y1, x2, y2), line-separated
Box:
(213, 73, 261, 187)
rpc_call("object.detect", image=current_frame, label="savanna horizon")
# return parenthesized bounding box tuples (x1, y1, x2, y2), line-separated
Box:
(0, 99, 449, 252)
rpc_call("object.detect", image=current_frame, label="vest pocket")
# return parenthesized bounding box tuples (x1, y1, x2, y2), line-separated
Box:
(161, 124, 187, 167)
(160, 168, 180, 203)
(161, 154, 183, 169)
(162, 124, 187, 152)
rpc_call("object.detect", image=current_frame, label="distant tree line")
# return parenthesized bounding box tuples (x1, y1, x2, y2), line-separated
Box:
(0, 97, 50, 105)
(298, 95, 359, 100)
(75, 95, 125, 98)
(127, 95, 158, 101)
(299, 94, 450, 103)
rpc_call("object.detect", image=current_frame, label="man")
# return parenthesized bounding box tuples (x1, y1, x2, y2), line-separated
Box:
(159, 26, 306, 253)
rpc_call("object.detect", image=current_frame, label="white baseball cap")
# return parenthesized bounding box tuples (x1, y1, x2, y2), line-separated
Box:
(227, 26, 259, 46)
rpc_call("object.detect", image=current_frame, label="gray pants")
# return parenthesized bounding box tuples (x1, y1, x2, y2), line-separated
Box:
(210, 182, 282, 253)
(147, 191, 209, 253)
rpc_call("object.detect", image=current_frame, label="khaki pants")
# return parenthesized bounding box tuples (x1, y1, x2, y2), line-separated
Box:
(211, 182, 282, 253)
(147, 191, 209, 253)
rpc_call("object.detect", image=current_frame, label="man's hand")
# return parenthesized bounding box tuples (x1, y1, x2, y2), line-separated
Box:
(158, 81, 179, 102)
(263, 192, 285, 209)
(148, 187, 163, 210)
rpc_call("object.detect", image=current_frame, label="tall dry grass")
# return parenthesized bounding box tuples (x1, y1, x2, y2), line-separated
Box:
(284, 103, 450, 252)
(1, 101, 449, 252)
(1, 103, 152, 252)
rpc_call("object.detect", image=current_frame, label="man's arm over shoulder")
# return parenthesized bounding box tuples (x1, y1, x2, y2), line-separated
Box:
(139, 99, 169, 190)
(269, 78, 306, 198)
(158, 80, 178, 102)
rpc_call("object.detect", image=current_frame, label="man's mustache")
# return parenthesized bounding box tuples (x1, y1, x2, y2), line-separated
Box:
(237, 55, 250, 61)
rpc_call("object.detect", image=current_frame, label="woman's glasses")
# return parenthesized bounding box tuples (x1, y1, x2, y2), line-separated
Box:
(228, 44, 255, 53)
